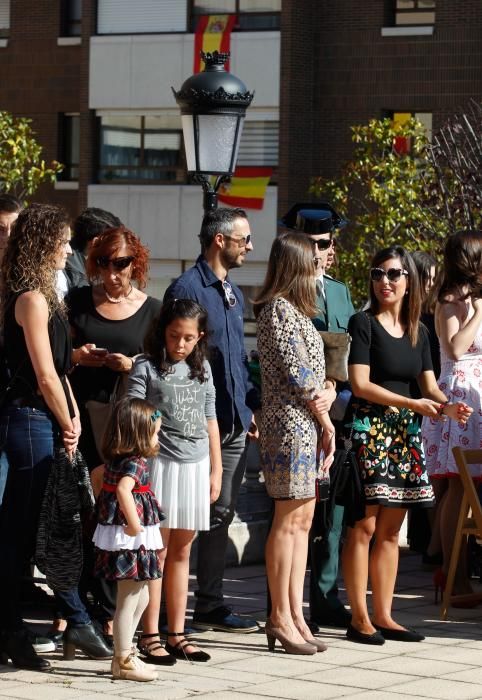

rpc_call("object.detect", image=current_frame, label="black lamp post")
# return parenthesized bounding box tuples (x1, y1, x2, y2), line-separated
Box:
(172, 51, 254, 213)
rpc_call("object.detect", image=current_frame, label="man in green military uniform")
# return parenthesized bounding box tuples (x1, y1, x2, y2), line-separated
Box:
(280, 203, 354, 628)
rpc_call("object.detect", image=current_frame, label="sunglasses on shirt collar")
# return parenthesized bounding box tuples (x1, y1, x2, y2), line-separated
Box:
(96, 255, 135, 271)
(370, 267, 408, 282)
(222, 280, 237, 307)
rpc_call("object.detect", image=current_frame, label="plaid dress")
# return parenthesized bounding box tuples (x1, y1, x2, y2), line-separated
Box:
(93, 456, 164, 580)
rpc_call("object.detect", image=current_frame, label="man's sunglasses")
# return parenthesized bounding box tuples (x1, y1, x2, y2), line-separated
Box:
(96, 256, 135, 271)
(310, 238, 336, 251)
(222, 280, 237, 308)
(223, 233, 252, 248)
(370, 267, 408, 283)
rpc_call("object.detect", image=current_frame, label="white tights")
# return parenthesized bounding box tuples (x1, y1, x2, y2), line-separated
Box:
(113, 579, 149, 658)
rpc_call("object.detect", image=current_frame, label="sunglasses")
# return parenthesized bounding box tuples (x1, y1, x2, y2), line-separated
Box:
(370, 267, 408, 283)
(96, 255, 135, 271)
(222, 280, 237, 308)
(310, 237, 335, 251)
(223, 233, 252, 248)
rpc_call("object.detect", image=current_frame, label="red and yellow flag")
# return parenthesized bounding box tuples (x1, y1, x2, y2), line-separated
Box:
(194, 15, 237, 74)
(392, 112, 411, 155)
(217, 167, 273, 210)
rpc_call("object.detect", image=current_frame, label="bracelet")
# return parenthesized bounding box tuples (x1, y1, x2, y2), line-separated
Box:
(437, 401, 449, 415)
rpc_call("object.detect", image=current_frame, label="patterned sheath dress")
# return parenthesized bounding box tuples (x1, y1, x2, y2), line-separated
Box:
(423, 312, 482, 480)
(257, 297, 326, 500)
(93, 456, 164, 580)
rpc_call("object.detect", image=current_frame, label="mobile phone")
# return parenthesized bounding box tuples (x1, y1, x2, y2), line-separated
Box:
(91, 347, 108, 356)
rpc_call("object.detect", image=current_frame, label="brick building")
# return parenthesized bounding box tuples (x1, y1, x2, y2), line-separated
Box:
(0, 1, 480, 300)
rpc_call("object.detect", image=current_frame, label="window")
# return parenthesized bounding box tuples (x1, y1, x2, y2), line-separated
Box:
(61, 0, 81, 36)
(0, 0, 10, 37)
(237, 121, 278, 167)
(59, 114, 80, 181)
(390, 111, 432, 153)
(395, 0, 435, 26)
(191, 0, 281, 31)
(99, 115, 185, 183)
(97, 0, 187, 34)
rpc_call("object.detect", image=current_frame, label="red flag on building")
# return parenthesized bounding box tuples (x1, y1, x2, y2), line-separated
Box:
(217, 167, 273, 210)
(193, 15, 237, 74)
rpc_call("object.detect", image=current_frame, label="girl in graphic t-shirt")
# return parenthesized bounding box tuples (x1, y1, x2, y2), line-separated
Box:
(127, 298, 222, 664)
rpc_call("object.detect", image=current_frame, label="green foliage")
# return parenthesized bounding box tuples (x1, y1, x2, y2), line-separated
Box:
(309, 117, 446, 306)
(0, 111, 63, 199)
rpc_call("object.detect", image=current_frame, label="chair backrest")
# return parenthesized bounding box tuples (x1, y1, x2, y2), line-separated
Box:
(452, 447, 482, 533)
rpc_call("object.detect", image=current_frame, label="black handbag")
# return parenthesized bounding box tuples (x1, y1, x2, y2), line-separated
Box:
(36, 447, 94, 591)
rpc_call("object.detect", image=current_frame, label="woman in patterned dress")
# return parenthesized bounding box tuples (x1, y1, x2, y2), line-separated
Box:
(342, 246, 472, 645)
(422, 231, 482, 596)
(254, 233, 336, 655)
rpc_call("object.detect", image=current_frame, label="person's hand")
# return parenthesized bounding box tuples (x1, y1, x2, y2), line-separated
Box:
(247, 415, 259, 440)
(62, 427, 78, 459)
(104, 353, 133, 372)
(444, 401, 473, 425)
(73, 344, 107, 368)
(210, 468, 222, 504)
(124, 522, 143, 537)
(72, 414, 82, 438)
(412, 398, 441, 417)
(472, 295, 482, 313)
(308, 386, 336, 416)
(321, 424, 336, 471)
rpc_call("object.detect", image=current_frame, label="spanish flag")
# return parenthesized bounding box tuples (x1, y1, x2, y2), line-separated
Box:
(217, 167, 273, 210)
(194, 15, 237, 74)
(392, 112, 411, 155)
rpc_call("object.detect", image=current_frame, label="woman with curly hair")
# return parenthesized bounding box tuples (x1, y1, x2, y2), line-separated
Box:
(66, 226, 161, 644)
(0, 204, 112, 671)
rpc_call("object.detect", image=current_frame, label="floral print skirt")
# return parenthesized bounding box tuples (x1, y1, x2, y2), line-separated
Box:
(347, 401, 434, 508)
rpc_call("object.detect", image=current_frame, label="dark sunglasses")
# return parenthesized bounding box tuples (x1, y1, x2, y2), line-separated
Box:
(370, 267, 408, 283)
(310, 237, 335, 251)
(96, 255, 135, 271)
(222, 280, 237, 308)
(223, 233, 252, 248)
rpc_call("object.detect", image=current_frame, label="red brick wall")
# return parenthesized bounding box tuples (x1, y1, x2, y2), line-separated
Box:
(278, 0, 482, 216)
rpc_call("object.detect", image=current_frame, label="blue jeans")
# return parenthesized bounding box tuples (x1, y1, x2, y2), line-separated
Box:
(194, 423, 248, 614)
(0, 406, 90, 632)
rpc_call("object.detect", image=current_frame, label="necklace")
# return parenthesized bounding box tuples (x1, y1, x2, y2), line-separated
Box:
(102, 283, 134, 304)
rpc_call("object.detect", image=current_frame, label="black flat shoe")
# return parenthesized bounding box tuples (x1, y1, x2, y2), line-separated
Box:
(63, 622, 113, 660)
(346, 623, 385, 645)
(375, 625, 425, 642)
(166, 633, 210, 662)
(0, 629, 52, 672)
(137, 633, 177, 666)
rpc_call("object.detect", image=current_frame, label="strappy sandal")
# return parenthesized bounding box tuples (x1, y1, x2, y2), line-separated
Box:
(165, 632, 210, 662)
(137, 633, 177, 665)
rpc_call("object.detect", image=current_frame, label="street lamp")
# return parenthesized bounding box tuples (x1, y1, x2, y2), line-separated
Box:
(172, 51, 254, 212)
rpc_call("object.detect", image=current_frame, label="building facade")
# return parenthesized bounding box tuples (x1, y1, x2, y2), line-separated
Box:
(0, 1, 480, 302)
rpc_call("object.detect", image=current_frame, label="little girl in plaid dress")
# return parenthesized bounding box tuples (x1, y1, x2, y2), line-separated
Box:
(92, 397, 164, 682)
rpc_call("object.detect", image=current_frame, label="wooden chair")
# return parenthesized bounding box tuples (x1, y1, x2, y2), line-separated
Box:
(441, 447, 482, 619)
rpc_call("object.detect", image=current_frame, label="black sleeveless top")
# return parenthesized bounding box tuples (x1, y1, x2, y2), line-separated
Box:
(3, 292, 73, 409)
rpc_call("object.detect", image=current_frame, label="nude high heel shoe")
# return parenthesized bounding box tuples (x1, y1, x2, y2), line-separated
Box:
(265, 619, 317, 655)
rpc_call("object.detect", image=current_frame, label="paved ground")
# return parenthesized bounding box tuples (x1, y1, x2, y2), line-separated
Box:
(1, 551, 482, 699)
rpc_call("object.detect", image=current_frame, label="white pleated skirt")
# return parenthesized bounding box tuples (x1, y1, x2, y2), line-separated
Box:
(150, 453, 210, 531)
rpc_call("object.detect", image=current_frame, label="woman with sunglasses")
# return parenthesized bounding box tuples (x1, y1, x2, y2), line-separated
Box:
(66, 226, 161, 648)
(342, 245, 471, 645)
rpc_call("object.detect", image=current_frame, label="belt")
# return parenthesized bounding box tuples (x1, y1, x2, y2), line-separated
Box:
(102, 482, 152, 494)
(8, 396, 47, 410)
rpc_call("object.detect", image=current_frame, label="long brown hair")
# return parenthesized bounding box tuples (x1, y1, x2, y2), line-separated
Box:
(368, 245, 421, 347)
(253, 233, 317, 318)
(102, 397, 160, 461)
(433, 230, 482, 304)
(1, 203, 70, 319)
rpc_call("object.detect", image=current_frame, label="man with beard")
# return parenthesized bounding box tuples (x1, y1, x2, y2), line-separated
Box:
(164, 208, 260, 633)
